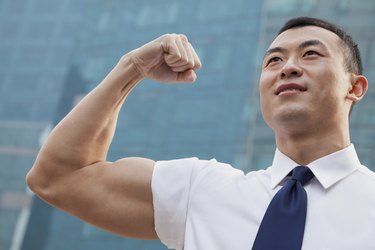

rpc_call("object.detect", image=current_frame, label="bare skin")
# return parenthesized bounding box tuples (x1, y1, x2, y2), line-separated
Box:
(26, 26, 368, 241)
(260, 26, 368, 165)
(26, 34, 201, 239)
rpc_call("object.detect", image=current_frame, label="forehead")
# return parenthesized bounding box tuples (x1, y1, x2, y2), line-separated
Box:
(268, 26, 341, 51)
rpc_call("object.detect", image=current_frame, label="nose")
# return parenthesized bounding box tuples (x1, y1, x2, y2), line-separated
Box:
(280, 59, 302, 79)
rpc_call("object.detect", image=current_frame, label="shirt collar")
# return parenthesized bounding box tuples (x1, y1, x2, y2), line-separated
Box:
(270, 144, 361, 190)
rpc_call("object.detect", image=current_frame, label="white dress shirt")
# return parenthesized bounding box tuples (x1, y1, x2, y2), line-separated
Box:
(151, 144, 375, 250)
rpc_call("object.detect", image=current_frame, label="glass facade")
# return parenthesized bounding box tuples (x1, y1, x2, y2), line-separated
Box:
(247, 0, 375, 170)
(0, 0, 373, 249)
(0, 0, 86, 249)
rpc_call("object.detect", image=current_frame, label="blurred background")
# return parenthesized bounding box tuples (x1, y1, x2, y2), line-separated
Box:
(0, 0, 374, 249)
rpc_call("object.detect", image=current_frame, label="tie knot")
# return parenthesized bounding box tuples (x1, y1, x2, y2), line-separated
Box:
(291, 166, 314, 186)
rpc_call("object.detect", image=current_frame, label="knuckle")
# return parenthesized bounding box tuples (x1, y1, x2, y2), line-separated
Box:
(179, 34, 188, 41)
(162, 33, 176, 40)
(194, 60, 202, 69)
(166, 54, 181, 63)
(180, 57, 189, 64)
(173, 53, 183, 60)
(187, 61, 195, 68)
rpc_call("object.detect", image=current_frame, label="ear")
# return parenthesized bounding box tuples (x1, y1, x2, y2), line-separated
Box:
(346, 74, 368, 102)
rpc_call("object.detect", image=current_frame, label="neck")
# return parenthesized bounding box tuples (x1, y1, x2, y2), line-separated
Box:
(274, 122, 351, 165)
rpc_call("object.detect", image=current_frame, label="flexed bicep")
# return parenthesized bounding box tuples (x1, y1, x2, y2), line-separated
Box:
(48, 157, 157, 239)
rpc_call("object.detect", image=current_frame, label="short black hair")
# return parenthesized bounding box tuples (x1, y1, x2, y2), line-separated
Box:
(278, 16, 363, 75)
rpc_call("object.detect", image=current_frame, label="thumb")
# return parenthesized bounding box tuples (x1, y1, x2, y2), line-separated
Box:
(176, 69, 197, 83)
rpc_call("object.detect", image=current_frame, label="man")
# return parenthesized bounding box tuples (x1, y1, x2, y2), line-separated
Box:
(27, 17, 374, 249)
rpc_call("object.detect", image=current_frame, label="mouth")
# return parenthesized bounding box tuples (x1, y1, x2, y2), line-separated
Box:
(275, 83, 307, 95)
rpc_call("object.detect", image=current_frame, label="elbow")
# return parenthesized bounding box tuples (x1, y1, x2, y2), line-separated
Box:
(26, 159, 74, 208)
(26, 167, 44, 196)
(26, 165, 56, 202)
(25, 168, 39, 193)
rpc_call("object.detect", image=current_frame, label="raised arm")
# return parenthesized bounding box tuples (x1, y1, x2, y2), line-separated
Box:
(26, 34, 201, 239)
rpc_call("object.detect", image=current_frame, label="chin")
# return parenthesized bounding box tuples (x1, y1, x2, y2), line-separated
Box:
(268, 108, 311, 129)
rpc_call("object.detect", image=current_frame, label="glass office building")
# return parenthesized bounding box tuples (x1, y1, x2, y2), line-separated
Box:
(248, 0, 375, 171)
(0, 0, 374, 249)
(0, 0, 86, 249)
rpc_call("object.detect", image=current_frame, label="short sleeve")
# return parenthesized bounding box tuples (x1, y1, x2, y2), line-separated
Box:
(151, 157, 198, 249)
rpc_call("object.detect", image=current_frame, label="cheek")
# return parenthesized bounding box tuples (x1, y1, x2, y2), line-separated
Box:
(316, 82, 345, 111)
(259, 71, 274, 93)
(259, 72, 274, 117)
(259, 77, 269, 107)
(320, 70, 349, 99)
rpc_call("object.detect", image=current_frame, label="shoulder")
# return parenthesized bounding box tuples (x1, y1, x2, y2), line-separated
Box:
(356, 165, 375, 184)
(151, 157, 246, 248)
(152, 157, 274, 192)
(153, 157, 244, 183)
(153, 157, 261, 195)
(344, 165, 375, 203)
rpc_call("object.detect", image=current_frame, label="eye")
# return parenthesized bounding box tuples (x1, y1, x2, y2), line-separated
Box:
(266, 56, 282, 65)
(303, 50, 320, 57)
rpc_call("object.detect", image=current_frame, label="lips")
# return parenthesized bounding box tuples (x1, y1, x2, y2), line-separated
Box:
(275, 83, 307, 95)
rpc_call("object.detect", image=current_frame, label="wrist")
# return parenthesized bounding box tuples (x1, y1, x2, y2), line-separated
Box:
(119, 52, 145, 81)
(99, 54, 144, 95)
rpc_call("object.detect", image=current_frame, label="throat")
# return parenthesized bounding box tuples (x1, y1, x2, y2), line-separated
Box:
(275, 131, 351, 165)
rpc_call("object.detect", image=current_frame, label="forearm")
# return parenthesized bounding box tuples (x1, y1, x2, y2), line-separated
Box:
(25, 34, 201, 239)
(30, 56, 143, 179)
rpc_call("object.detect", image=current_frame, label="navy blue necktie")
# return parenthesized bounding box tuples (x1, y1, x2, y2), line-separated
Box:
(252, 166, 314, 250)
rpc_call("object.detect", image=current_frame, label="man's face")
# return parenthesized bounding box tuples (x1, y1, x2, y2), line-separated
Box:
(259, 26, 353, 132)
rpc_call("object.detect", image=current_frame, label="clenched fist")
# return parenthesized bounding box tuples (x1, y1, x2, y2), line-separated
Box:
(125, 34, 202, 83)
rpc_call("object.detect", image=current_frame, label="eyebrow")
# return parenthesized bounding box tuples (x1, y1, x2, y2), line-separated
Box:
(264, 39, 328, 59)
(298, 39, 327, 51)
